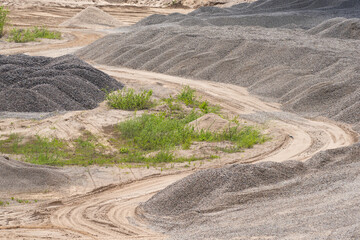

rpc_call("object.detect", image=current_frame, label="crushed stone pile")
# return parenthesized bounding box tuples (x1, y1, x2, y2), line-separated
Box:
(77, 23, 360, 127)
(308, 17, 360, 40)
(59, 6, 122, 29)
(139, 143, 360, 239)
(0, 156, 69, 194)
(135, 0, 360, 29)
(0, 54, 124, 112)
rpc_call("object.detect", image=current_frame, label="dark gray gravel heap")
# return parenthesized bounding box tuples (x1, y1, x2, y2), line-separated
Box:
(136, 0, 360, 29)
(139, 143, 360, 239)
(0, 156, 69, 194)
(77, 23, 360, 127)
(0, 54, 124, 112)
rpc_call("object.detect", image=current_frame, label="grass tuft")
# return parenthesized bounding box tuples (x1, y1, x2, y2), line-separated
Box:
(106, 88, 153, 110)
(7, 26, 61, 43)
(0, 5, 9, 37)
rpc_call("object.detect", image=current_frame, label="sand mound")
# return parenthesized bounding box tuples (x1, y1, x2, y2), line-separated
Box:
(139, 143, 360, 239)
(0, 54, 123, 112)
(0, 156, 69, 194)
(76, 24, 360, 126)
(308, 18, 360, 40)
(60, 6, 122, 29)
(188, 113, 233, 132)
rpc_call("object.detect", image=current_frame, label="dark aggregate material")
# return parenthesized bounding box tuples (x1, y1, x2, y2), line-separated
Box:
(77, 0, 360, 128)
(0, 54, 124, 112)
(140, 144, 360, 239)
(0, 156, 69, 193)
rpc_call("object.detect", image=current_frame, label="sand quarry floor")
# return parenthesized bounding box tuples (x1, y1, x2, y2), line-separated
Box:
(0, 3, 358, 240)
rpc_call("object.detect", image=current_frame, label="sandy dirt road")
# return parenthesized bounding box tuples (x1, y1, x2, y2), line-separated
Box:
(0, 5, 358, 240)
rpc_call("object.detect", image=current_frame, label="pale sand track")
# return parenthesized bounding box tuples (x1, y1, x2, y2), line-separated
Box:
(0, 66, 356, 240)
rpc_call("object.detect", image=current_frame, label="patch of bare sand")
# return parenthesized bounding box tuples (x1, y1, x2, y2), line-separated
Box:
(188, 113, 234, 132)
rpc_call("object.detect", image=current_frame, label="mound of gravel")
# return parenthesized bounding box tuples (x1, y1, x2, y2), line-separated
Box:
(134, 0, 360, 29)
(0, 156, 69, 194)
(76, 23, 360, 126)
(59, 6, 122, 29)
(0, 54, 123, 112)
(139, 143, 360, 239)
(308, 18, 360, 40)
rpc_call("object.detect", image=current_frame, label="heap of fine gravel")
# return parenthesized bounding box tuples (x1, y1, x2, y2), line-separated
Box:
(0, 156, 69, 194)
(59, 6, 122, 29)
(308, 17, 360, 40)
(139, 144, 360, 239)
(135, 0, 360, 29)
(77, 23, 360, 127)
(0, 54, 124, 112)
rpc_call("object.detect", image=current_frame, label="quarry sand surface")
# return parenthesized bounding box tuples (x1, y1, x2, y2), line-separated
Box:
(0, 0, 360, 239)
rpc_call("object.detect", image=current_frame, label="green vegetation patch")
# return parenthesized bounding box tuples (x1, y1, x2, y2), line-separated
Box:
(0, 133, 116, 166)
(117, 112, 266, 152)
(0, 5, 9, 37)
(106, 88, 154, 110)
(7, 26, 61, 43)
(0, 86, 268, 166)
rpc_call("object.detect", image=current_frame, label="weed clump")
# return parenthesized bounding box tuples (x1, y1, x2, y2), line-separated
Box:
(0, 5, 9, 37)
(106, 88, 153, 110)
(7, 26, 61, 43)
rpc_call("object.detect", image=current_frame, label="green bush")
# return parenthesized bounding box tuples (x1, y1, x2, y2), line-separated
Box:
(117, 112, 197, 150)
(32, 26, 61, 39)
(177, 85, 196, 106)
(0, 6, 9, 37)
(106, 88, 153, 110)
(7, 26, 61, 43)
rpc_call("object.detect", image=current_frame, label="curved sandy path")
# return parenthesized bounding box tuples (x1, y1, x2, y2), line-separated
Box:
(1, 66, 356, 239)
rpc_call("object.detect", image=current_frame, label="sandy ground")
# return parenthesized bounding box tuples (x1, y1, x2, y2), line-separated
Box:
(0, 3, 358, 240)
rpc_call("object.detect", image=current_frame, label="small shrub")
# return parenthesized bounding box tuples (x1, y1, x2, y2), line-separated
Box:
(177, 85, 196, 106)
(106, 88, 153, 110)
(32, 26, 61, 39)
(0, 6, 9, 37)
(117, 112, 195, 151)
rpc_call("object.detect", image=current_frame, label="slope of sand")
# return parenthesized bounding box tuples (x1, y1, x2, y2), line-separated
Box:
(60, 6, 123, 29)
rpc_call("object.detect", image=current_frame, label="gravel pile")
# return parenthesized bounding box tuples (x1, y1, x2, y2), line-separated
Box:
(77, 23, 360, 126)
(135, 0, 360, 29)
(0, 156, 69, 194)
(60, 6, 122, 29)
(308, 17, 360, 40)
(139, 143, 360, 239)
(0, 54, 124, 112)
